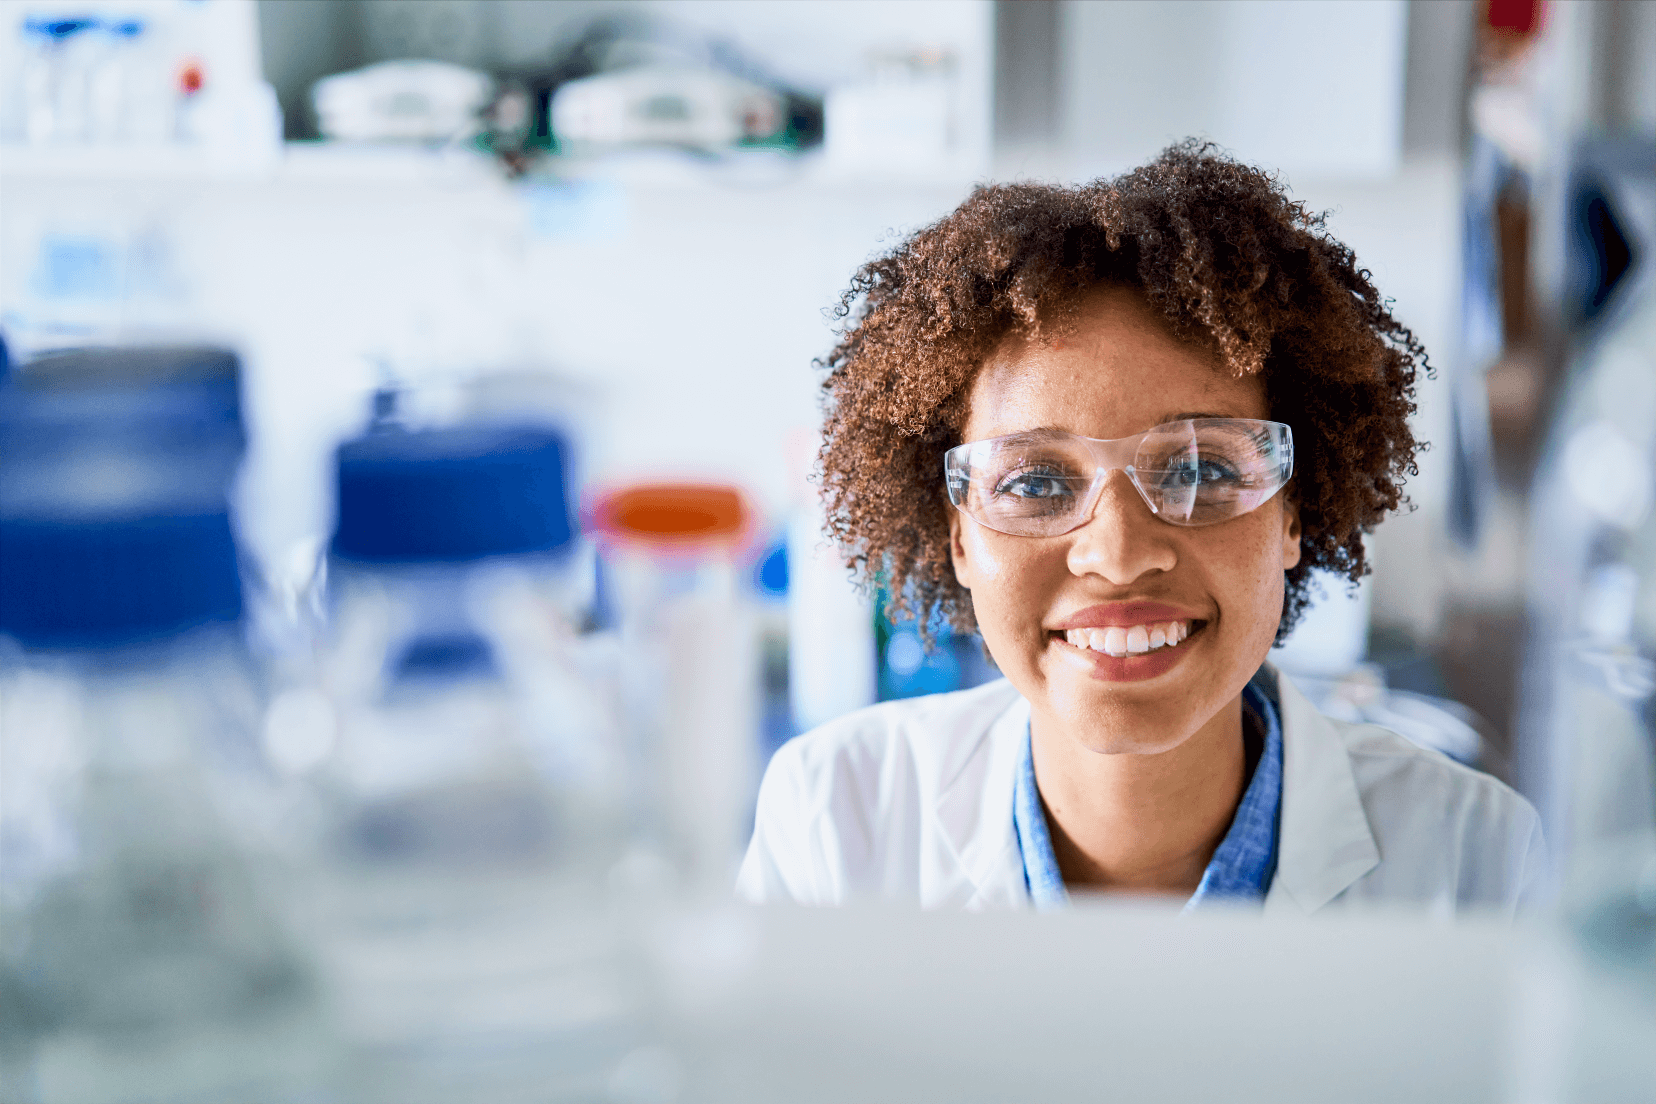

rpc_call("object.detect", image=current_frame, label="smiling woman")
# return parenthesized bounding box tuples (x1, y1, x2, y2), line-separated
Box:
(737, 142, 1544, 916)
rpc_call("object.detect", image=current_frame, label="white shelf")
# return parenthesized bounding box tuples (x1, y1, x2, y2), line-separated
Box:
(0, 142, 286, 182)
(1, 139, 986, 194)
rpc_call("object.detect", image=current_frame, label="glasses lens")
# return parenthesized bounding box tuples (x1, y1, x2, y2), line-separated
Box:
(1133, 420, 1289, 525)
(945, 420, 1291, 535)
(947, 435, 1094, 536)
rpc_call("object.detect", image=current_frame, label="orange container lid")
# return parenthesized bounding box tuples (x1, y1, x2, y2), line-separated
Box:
(590, 482, 753, 549)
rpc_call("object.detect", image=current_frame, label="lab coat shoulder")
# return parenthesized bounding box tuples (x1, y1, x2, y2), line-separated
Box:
(1323, 717, 1546, 916)
(735, 679, 1026, 907)
(739, 670, 1546, 918)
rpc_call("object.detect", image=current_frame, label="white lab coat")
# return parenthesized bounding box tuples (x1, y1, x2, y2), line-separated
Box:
(736, 667, 1546, 916)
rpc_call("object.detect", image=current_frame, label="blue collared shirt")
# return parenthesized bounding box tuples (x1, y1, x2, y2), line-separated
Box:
(1013, 672, 1283, 911)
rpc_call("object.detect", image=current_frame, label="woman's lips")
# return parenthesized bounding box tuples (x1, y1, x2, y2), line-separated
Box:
(1050, 601, 1206, 631)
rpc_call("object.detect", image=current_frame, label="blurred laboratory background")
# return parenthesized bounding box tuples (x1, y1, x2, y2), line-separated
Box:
(1, 2, 1652, 1102)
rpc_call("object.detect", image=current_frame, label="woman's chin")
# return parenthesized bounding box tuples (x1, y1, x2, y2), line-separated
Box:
(1039, 690, 1202, 756)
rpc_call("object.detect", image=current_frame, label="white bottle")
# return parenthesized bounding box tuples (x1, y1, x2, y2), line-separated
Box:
(88, 18, 145, 143)
(786, 503, 876, 732)
(590, 482, 763, 896)
(21, 17, 97, 144)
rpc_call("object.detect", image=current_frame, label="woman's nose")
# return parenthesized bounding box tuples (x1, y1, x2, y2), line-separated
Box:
(1065, 471, 1177, 584)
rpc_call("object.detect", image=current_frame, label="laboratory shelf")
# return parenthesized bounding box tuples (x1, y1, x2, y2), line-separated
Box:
(0, 140, 987, 197)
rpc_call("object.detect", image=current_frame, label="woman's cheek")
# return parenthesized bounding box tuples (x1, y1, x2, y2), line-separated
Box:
(1218, 523, 1288, 647)
(961, 523, 1006, 581)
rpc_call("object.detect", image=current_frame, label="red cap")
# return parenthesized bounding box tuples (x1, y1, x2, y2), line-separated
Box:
(589, 482, 753, 551)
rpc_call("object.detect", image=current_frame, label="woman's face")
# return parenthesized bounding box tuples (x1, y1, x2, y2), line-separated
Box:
(949, 287, 1301, 754)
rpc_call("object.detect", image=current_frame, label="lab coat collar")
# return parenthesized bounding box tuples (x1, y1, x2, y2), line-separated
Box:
(934, 687, 1030, 910)
(1263, 665, 1381, 914)
(930, 666, 1379, 914)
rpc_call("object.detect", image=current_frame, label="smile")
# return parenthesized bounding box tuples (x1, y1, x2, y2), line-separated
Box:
(1058, 619, 1200, 657)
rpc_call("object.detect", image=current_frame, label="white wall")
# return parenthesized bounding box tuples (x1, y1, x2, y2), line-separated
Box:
(1061, 0, 1408, 181)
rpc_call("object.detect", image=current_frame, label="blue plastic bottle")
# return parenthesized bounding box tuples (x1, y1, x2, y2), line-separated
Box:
(0, 509, 325, 1103)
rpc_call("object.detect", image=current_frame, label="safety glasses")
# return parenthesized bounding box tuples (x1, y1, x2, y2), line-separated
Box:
(944, 419, 1293, 537)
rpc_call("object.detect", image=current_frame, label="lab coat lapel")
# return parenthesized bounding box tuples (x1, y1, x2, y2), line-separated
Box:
(1265, 668, 1381, 914)
(931, 689, 1030, 910)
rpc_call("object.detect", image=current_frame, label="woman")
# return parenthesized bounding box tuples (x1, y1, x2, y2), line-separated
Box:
(738, 143, 1543, 916)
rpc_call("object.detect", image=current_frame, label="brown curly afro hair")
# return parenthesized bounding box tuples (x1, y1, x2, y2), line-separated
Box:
(817, 141, 1426, 645)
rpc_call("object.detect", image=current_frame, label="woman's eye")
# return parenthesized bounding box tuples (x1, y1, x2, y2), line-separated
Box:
(995, 471, 1072, 499)
(1163, 456, 1242, 486)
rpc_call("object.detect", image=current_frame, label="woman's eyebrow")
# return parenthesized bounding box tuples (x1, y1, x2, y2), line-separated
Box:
(1162, 410, 1234, 421)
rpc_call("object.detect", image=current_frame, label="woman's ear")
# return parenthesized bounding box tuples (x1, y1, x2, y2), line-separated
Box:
(1280, 494, 1303, 571)
(948, 511, 973, 589)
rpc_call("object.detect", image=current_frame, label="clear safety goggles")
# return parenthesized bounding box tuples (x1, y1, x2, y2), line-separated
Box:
(944, 419, 1294, 537)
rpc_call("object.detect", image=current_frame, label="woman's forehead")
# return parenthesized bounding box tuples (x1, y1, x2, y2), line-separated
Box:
(967, 295, 1266, 439)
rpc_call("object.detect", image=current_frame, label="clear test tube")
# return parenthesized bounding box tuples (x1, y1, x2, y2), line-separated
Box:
(590, 483, 761, 898)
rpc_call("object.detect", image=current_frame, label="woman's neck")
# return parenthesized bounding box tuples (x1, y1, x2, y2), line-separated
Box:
(1030, 695, 1248, 896)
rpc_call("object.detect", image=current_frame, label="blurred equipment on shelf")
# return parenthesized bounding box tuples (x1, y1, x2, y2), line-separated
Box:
(824, 46, 961, 177)
(481, 12, 823, 172)
(3, 0, 280, 155)
(551, 64, 784, 153)
(590, 481, 761, 895)
(312, 59, 492, 144)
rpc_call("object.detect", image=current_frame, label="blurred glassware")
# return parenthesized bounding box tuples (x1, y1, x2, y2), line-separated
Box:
(1269, 569, 1373, 681)
(784, 475, 875, 737)
(20, 16, 97, 144)
(1288, 667, 1488, 769)
(750, 531, 794, 764)
(589, 481, 760, 897)
(87, 17, 146, 142)
(0, 373, 323, 1101)
(290, 420, 637, 1102)
(873, 590, 998, 704)
(1514, 136, 1654, 1102)
(11, 2, 276, 155)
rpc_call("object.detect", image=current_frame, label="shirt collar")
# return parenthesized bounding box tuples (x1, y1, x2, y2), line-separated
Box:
(1012, 670, 1284, 911)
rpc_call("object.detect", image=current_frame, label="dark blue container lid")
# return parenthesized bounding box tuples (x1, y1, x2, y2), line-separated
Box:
(332, 425, 574, 563)
(5, 345, 245, 452)
(0, 512, 243, 649)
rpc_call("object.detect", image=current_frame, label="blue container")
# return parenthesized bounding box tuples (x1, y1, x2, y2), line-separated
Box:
(332, 425, 573, 564)
(0, 511, 241, 649)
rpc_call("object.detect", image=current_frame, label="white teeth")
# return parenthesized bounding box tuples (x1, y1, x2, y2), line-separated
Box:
(1063, 620, 1194, 656)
